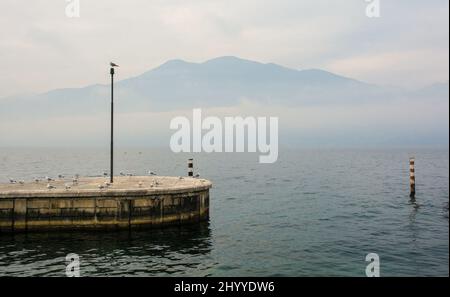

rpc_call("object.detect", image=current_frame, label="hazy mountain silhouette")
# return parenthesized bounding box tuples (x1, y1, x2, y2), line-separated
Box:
(0, 56, 447, 119)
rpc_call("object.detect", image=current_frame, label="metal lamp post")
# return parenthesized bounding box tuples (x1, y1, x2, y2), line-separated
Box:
(110, 62, 119, 183)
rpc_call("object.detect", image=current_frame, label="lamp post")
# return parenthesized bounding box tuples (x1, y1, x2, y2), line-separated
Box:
(110, 62, 119, 183)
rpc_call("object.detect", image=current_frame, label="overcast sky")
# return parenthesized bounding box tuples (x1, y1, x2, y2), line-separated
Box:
(0, 0, 448, 98)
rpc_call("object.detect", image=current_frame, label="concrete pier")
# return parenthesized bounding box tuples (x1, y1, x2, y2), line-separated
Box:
(0, 176, 211, 233)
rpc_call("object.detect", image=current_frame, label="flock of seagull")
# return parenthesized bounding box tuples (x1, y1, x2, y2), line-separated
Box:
(7, 170, 200, 191)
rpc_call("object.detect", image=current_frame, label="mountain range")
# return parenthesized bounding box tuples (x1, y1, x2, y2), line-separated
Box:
(1, 56, 447, 119)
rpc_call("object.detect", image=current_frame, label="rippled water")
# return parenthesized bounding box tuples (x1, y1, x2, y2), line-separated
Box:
(0, 148, 448, 276)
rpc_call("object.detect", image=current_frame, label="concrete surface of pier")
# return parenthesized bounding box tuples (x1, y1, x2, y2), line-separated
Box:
(0, 176, 211, 232)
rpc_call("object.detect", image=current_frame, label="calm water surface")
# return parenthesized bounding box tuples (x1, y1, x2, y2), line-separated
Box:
(0, 148, 448, 276)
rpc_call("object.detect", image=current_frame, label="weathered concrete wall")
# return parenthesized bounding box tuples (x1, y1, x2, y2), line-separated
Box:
(0, 177, 210, 233)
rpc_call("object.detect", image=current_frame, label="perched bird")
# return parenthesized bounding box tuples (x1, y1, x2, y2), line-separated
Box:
(72, 177, 78, 185)
(194, 174, 200, 178)
(98, 184, 105, 190)
(34, 178, 40, 183)
(47, 183, 55, 190)
(18, 180, 25, 185)
(103, 172, 108, 177)
(9, 179, 17, 184)
(120, 172, 125, 176)
(46, 176, 53, 182)
(65, 184, 71, 190)
(110, 62, 119, 67)
(178, 176, 184, 180)
(104, 181, 111, 187)
(58, 174, 65, 179)
(148, 171, 157, 176)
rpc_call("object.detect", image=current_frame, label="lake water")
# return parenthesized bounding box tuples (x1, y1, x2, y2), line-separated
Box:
(0, 148, 448, 276)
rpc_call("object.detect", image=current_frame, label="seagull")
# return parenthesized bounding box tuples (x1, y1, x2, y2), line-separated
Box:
(34, 178, 40, 183)
(47, 183, 55, 190)
(104, 181, 111, 187)
(18, 180, 25, 185)
(98, 184, 105, 190)
(194, 174, 200, 178)
(9, 179, 17, 184)
(110, 62, 119, 67)
(58, 174, 65, 179)
(148, 171, 157, 176)
(120, 172, 125, 176)
(46, 176, 53, 182)
(65, 184, 71, 190)
(103, 172, 108, 177)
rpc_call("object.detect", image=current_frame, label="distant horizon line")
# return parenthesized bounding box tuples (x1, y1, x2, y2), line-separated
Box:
(0, 145, 448, 150)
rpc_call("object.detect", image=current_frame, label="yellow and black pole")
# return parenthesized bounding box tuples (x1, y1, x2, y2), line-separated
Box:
(110, 62, 119, 183)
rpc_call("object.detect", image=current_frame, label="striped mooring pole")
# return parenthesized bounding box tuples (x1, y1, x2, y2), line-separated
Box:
(188, 158, 194, 177)
(409, 157, 416, 199)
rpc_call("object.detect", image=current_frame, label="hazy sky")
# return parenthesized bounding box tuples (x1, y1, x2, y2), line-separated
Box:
(0, 0, 448, 98)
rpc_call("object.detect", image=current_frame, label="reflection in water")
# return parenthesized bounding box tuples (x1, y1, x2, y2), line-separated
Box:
(0, 222, 214, 276)
(408, 198, 420, 275)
